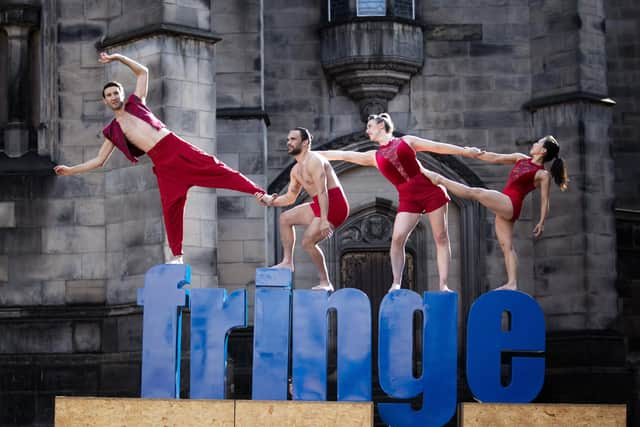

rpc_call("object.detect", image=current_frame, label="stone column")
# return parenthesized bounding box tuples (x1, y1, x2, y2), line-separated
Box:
(0, 5, 39, 157)
(528, 0, 630, 405)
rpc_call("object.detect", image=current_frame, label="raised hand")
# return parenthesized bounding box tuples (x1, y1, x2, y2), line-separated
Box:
(98, 52, 119, 64)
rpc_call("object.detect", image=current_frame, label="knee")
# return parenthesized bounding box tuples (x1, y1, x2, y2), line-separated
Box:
(498, 240, 514, 253)
(433, 229, 449, 246)
(279, 212, 292, 227)
(390, 234, 406, 249)
(301, 237, 317, 251)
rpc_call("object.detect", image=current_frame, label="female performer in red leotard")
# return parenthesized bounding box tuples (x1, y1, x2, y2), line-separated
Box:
(319, 113, 481, 292)
(422, 135, 568, 290)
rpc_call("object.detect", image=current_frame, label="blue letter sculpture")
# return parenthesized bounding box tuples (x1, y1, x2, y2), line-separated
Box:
(137, 264, 190, 398)
(251, 268, 292, 400)
(466, 290, 545, 403)
(291, 288, 372, 401)
(136, 264, 547, 426)
(189, 287, 247, 399)
(378, 290, 458, 427)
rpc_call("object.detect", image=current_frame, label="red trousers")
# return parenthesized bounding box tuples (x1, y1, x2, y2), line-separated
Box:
(147, 133, 264, 256)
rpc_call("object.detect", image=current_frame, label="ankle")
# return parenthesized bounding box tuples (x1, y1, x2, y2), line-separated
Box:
(167, 255, 184, 264)
(388, 283, 401, 293)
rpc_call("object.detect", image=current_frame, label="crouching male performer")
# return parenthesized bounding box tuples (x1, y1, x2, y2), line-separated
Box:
(258, 127, 349, 292)
(54, 52, 268, 264)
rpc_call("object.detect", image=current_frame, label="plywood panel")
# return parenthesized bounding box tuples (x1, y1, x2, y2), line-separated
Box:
(460, 403, 626, 427)
(55, 397, 234, 427)
(235, 400, 373, 427)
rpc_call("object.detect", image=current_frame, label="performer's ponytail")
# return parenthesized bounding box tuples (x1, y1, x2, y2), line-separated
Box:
(542, 135, 568, 191)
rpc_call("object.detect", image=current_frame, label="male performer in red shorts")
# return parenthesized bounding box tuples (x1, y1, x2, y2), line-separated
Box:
(258, 127, 349, 292)
(54, 52, 269, 264)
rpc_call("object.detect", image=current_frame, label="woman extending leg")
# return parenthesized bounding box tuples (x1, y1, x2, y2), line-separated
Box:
(423, 168, 521, 289)
(423, 169, 513, 219)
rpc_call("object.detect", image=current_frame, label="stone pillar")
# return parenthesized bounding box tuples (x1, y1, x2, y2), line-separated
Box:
(0, 5, 39, 157)
(528, 0, 630, 405)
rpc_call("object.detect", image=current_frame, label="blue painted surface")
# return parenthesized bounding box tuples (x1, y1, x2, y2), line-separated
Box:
(251, 268, 292, 400)
(378, 290, 458, 427)
(328, 288, 372, 401)
(137, 264, 190, 398)
(190, 288, 247, 399)
(467, 290, 545, 403)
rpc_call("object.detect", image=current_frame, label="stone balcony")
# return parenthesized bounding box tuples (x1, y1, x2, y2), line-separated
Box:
(320, 18, 424, 122)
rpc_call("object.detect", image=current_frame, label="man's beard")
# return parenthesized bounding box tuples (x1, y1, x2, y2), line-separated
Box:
(288, 146, 302, 156)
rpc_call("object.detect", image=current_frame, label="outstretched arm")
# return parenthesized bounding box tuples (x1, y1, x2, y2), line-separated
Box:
(533, 170, 551, 237)
(99, 52, 149, 100)
(403, 135, 482, 158)
(316, 150, 377, 167)
(475, 151, 528, 164)
(54, 139, 116, 176)
(270, 168, 303, 207)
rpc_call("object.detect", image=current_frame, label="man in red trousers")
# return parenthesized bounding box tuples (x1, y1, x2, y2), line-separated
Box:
(54, 52, 270, 264)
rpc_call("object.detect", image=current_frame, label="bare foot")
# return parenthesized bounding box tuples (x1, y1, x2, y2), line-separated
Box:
(270, 261, 294, 272)
(167, 255, 184, 264)
(494, 282, 517, 291)
(312, 283, 334, 292)
(440, 285, 455, 293)
(388, 283, 401, 293)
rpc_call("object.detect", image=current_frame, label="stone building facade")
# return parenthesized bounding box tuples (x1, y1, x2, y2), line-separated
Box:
(0, 0, 638, 425)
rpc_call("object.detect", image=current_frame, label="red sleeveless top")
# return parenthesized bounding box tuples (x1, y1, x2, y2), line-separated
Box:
(502, 158, 544, 220)
(102, 94, 166, 163)
(375, 138, 421, 185)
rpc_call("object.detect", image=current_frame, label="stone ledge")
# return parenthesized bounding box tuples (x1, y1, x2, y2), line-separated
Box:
(96, 23, 222, 50)
(217, 108, 270, 127)
(524, 92, 616, 112)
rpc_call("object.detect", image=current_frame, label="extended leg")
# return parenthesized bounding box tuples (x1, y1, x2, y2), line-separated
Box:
(389, 212, 421, 291)
(426, 204, 452, 292)
(422, 169, 513, 219)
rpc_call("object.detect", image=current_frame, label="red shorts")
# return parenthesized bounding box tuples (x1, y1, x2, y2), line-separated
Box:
(396, 174, 450, 214)
(310, 187, 350, 228)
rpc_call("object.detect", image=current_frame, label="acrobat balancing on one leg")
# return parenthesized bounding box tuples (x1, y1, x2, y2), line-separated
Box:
(422, 136, 568, 290)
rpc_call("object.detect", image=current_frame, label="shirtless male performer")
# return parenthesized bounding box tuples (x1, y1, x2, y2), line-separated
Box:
(54, 52, 269, 264)
(258, 127, 349, 292)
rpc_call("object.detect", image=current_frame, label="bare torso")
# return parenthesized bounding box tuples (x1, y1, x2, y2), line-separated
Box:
(291, 152, 341, 197)
(115, 111, 171, 152)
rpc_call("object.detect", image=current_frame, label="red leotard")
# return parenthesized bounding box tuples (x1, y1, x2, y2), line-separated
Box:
(375, 138, 449, 213)
(502, 158, 544, 221)
(309, 187, 350, 228)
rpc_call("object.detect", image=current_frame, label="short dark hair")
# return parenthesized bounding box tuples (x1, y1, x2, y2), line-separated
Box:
(102, 81, 124, 98)
(294, 127, 313, 143)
